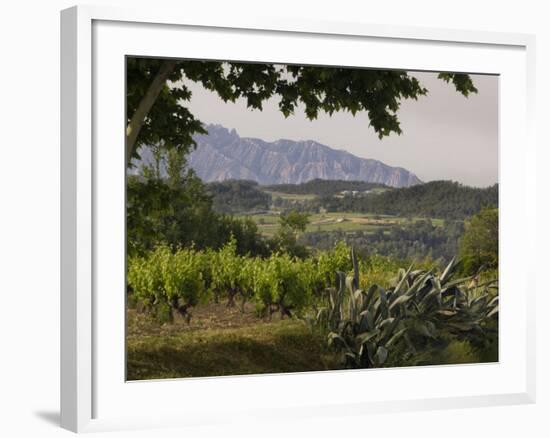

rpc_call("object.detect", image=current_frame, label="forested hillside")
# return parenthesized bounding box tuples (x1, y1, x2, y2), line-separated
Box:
(326, 180, 498, 219)
(270, 180, 498, 220)
(300, 219, 465, 262)
(206, 180, 271, 213)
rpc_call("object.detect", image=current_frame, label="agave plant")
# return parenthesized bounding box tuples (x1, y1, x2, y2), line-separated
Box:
(314, 248, 498, 369)
(316, 248, 406, 368)
(387, 258, 498, 350)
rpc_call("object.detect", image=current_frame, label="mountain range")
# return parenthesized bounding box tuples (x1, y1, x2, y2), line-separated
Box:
(136, 124, 423, 188)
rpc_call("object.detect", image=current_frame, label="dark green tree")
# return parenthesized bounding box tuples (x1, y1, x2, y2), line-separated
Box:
(459, 208, 499, 274)
(279, 211, 310, 235)
(126, 58, 477, 166)
(127, 147, 269, 257)
(273, 211, 310, 258)
(126, 149, 217, 255)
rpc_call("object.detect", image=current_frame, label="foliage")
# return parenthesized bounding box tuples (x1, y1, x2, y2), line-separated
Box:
(301, 219, 465, 264)
(127, 58, 477, 165)
(206, 179, 271, 214)
(272, 210, 311, 258)
(386, 258, 498, 356)
(127, 151, 269, 257)
(438, 72, 478, 96)
(210, 237, 242, 306)
(279, 211, 310, 232)
(359, 254, 413, 289)
(262, 254, 313, 318)
(216, 215, 271, 257)
(316, 241, 353, 288)
(237, 257, 257, 312)
(126, 148, 221, 256)
(319, 180, 498, 220)
(127, 245, 207, 322)
(459, 208, 499, 275)
(127, 241, 354, 322)
(219, 179, 497, 222)
(316, 248, 407, 368)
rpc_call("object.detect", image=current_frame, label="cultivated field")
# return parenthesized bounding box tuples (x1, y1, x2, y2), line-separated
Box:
(263, 190, 317, 201)
(240, 211, 445, 237)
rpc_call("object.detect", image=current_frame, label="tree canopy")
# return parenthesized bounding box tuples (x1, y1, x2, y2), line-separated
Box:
(126, 58, 477, 166)
(126, 148, 269, 257)
(459, 208, 499, 274)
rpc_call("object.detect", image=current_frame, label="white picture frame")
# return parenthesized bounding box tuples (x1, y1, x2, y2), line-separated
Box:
(60, 4, 537, 433)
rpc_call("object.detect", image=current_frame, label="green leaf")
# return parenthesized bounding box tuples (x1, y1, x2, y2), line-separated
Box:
(385, 328, 407, 347)
(356, 330, 380, 345)
(436, 309, 457, 316)
(416, 322, 434, 338)
(327, 332, 350, 350)
(440, 257, 457, 283)
(374, 346, 388, 366)
(389, 294, 412, 310)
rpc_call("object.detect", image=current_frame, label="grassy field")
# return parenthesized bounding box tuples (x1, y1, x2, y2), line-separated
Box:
(263, 190, 317, 201)
(239, 211, 445, 237)
(126, 302, 340, 380)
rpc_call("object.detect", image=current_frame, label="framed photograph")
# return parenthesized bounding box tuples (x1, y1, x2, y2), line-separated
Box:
(61, 5, 536, 433)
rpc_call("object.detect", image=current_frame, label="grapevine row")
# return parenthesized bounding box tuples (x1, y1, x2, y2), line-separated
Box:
(127, 238, 354, 321)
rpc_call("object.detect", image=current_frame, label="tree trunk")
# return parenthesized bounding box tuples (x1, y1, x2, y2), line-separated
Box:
(126, 60, 178, 166)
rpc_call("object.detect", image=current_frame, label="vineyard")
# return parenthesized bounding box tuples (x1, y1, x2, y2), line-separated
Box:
(128, 239, 353, 322)
(127, 240, 498, 379)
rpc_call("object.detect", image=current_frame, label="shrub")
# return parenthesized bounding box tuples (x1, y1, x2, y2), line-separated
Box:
(253, 253, 312, 318)
(459, 208, 498, 274)
(210, 237, 242, 306)
(127, 245, 207, 322)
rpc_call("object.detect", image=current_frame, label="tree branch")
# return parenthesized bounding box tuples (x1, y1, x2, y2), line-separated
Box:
(126, 60, 177, 166)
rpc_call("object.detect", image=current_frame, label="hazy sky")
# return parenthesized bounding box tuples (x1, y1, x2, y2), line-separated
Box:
(183, 70, 498, 187)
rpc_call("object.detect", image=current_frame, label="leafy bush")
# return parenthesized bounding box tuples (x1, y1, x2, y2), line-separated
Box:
(236, 256, 257, 311)
(127, 173, 270, 258)
(210, 237, 242, 306)
(459, 208, 498, 274)
(127, 245, 207, 322)
(271, 254, 312, 318)
(252, 254, 312, 318)
(359, 255, 408, 288)
(251, 257, 277, 315)
(163, 247, 206, 316)
(316, 241, 352, 288)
